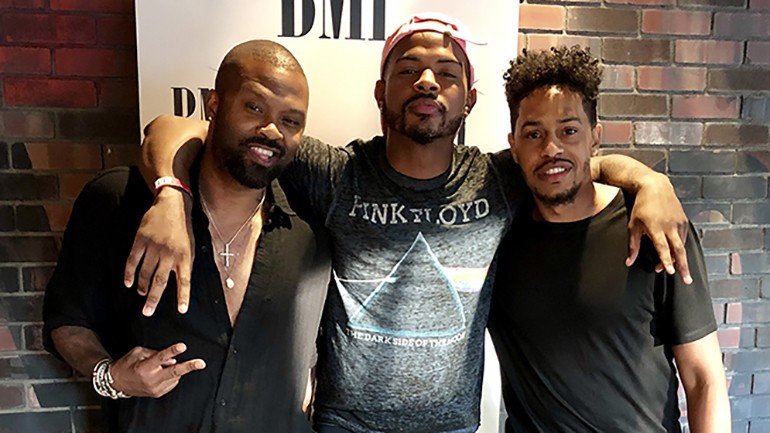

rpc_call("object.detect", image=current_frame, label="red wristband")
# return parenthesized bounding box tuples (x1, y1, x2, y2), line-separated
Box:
(153, 176, 193, 198)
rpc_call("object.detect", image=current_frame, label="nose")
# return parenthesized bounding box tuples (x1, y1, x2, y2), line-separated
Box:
(541, 137, 563, 159)
(413, 69, 440, 94)
(258, 121, 282, 141)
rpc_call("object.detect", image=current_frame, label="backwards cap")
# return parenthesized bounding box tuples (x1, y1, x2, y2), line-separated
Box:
(380, 12, 485, 87)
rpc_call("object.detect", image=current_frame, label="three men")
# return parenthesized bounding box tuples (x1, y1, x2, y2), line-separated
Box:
(43, 40, 329, 433)
(121, 13, 691, 433)
(488, 46, 730, 432)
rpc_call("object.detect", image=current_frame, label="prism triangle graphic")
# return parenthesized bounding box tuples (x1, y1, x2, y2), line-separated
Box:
(348, 232, 466, 337)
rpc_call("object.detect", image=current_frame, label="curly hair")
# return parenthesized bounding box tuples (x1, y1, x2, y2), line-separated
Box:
(503, 46, 603, 129)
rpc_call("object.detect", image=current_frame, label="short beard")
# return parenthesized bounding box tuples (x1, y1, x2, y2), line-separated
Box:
(533, 182, 581, 207)
(382, 97, 464, 144)
(211, 126, 285, 189)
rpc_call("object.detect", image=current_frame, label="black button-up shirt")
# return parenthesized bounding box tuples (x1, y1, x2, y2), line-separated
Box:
(44, 166, 330, 433)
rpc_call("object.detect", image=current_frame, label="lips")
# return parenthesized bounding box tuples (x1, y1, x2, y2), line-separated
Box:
(241, 138, 285, 168)
(535, 159, 573, 181)
(406, 96, 444, 116)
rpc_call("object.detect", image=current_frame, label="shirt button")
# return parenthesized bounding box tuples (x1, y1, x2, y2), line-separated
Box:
(232, 348, 238, 355)
(214, 299, 219, 304)
(219, 399, 226, 407)
(201, 246, 208, 254)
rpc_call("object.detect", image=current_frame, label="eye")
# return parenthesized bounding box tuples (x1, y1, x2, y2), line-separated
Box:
(439, 71, 458, 79)
(246, 102, 263, 114)
(525, 130, 542, 140)
(399, 68, 418, 75)
(282, 117, 302, 129)
(564, 127, 578, 135)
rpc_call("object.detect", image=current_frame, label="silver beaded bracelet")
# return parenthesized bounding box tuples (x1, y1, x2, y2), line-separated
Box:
(92, 357, 130, 400)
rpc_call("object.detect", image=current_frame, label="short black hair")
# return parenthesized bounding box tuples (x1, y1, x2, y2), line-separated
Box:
(503, 46, 602, 130)
(215, 40, 305, 96)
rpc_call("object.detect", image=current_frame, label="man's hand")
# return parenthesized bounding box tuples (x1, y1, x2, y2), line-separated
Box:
(124, 188, 194, 316)
(109, 343, 206, 398)
(626, 172, 692, 284)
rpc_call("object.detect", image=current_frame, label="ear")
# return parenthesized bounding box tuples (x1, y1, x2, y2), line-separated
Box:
(374, 80, 385, 110)
(464, 88, 478, 117)
(591, 123, 603, 156)
(507, 132, 518, 164)
(206, 89, 219, 120)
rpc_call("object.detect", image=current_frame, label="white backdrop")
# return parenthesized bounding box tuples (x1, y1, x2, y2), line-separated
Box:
(135, 1, 519, 431)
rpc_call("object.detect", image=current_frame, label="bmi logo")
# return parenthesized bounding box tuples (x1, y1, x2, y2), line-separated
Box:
(172, 0, 387, 118)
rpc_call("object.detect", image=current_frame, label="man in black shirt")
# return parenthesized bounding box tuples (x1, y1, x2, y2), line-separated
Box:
(43, 40, 330, 433)
(488, 47, 730, 433)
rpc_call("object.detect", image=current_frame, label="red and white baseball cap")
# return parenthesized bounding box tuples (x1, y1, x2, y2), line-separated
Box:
(380, 12, 486, 87)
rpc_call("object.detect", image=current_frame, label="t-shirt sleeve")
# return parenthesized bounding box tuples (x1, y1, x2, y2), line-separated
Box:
(42, 170, 127, 359)
(278, 135, 349, 224)
(659, 222, 718, 346)
(489, 149, 528, 212)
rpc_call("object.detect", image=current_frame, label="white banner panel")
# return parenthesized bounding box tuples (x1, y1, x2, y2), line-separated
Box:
(135, 0, 519, 153)
(135, 2, 518, 432)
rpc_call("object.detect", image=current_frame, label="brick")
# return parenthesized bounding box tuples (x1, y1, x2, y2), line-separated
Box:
(96, 15, 136, 45)
(734, 203, 770, 224)
(33, 381, 98, 407)
(606, 0, 674, 4)
(0, 47, 50, 75)
(680, 0, 744, 5)
(760, 327, 770, 347)
(0, 384, 23, 409)
(741, 328, 758, 348)
(714, 12, 770, 39)
(4, 79, 97, 108)
(709, 70, 770, 92)
(743, 302, 770, 323)
(747, 42, 770, 65)
(737, 253, 770, 274)
(15, 206, 49, 232)
(0, 173, 58, 200)
(672, 96, 739, 119)
(597, 149, 666, 171)
(637, 66, 706, 91)
(55, 48, 137, 78)
(718, 327, 741, 349)
(727, 302, 743, 323)
(642, 10, 711, 35)
(704, 124, 769, 147)
(23, 324, 43, 351)
(58, 111, 139, 142)
(670, 176, 700, 199)
(702, 228, 764, 250)
(756, 371, 770, 393)
(0, 325, 22, 352)
(0, 142, 7, 169)
(703, 176, 767, 199)
(710, 278, 760, 299)
(12, 0, 45, 7)
(51, 0, 133, 12)
(752, 0, 770, 8)
(526, 35, 601, 55)
(606, 39, 672, 66)
(0, 268, 17, 293)
(59, 173, 93, 200)
(713, 303, 725, 324)
(669, 150, 735, 174)
(22, 266, 53, 293)
(2, 13, 51, 43)
(599, 94, 667, 118)
(707, 254, 729, 275)
(567, 8, 638, 33)
(23, 142, 103, 170)
(43, 203, 72, 232)
(634, 122, 702, 146)
(0, 237, 58, 263)
(729, 373, 753, 396)
(0, 294, 45, 321)
(55, 14, 97, 44)
(742, 97, 770, 124)
(0, 354, 71, 379)
(600, 65, 634, 90)
(0, 411, 70, 433)
(0, 110, 55, 138)
(0, 206, 13, 232)
(10, 142, 31, 169)
(732, 252, 743, 275)
(684, 203, 730, 224)
(675, 40, 743, 65)
(103, 143, 141, 168)
(519, 4, 565, 30)
(599, 121, 632, 144)
(737, 150, 770, 174)
(99, 79, 139, 108)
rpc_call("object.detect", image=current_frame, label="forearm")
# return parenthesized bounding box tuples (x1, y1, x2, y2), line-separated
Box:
(140, 115, 209, 186)
(50, 326, 110, 377)
(683, 383, 731, 433)
(590, 154, 669, 194)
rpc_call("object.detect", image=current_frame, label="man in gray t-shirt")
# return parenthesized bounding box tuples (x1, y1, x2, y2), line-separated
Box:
(127, 12, 692, 433)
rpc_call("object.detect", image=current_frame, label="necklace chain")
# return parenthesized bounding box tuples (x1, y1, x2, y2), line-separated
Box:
(200, 191, 266, 288)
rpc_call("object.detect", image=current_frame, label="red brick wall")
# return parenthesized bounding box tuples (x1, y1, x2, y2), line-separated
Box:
(0, 0, 767, 432)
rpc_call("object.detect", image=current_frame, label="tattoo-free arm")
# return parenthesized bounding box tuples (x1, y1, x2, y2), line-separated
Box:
(672, 332, 731, 433)
(590, 155, 691, 284)
(124, 115, 209, 316)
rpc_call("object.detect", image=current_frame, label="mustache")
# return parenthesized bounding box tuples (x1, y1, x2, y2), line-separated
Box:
(404, 94, 447, 113)
(535, 158, 573, 172)
(239, 136, 286, 156)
